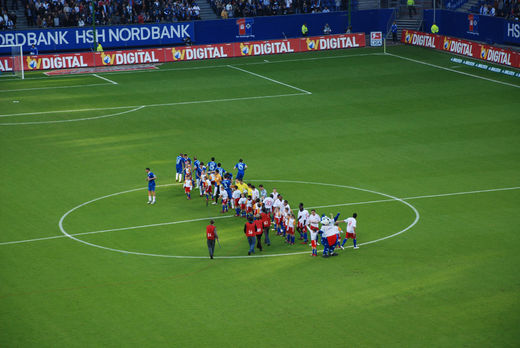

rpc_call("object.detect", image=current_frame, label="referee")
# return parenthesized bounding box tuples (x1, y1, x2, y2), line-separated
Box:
(206, 220, 218, 259)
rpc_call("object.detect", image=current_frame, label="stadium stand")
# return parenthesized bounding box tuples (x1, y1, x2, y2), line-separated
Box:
(0, 0, 202, 29)
(208, 0, 358, 19)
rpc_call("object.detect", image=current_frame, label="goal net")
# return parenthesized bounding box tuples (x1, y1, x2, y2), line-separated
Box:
(0, 45, 24, 79)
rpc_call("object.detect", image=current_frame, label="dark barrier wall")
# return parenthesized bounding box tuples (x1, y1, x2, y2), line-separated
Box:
(0, 10, 394, 54)
(423, 9, 520, 46)
(194, 10, 394, 44)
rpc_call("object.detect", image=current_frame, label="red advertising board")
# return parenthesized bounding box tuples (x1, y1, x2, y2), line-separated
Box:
(401, 29, 520, 69)
(0, 33, 366, 72)
(165, 43, 234, 61)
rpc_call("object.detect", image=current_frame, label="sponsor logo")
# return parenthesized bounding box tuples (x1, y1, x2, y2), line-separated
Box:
(101, 51, 159, 65)
(404, 31, 412, 43)
(370, 31, 382, 47)
(236, 18, 254, 38)
(26, 56, 41, 69)
(306, 38, 318, 50)
(0, 57, 12, 71)
(305, 36, 360, 51)
(172, 46, 228, 60)
(409, 33, 436, 48)
(442, 37, 473, 57)
(480, 46, 512, 65)
(171, 47, 185, 60)
(467, 14, 479, 35)
(26, 55, 86, 69)
(506, 22, 520, 39)
(240, 41, 294, 56)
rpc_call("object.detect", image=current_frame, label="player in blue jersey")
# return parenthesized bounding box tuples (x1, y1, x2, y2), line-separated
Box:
(175, 153, 184, 182)
(207, 157, 217, 173)
(194, 159, 203, 189)
(222, 173, 232, 208)
(145, 168, 157, 204)
(216, 163, 226, 177)
(234, 159, 247, 181)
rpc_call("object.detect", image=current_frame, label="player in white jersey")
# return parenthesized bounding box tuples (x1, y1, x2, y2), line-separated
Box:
(263, 194, 274, 214)
(238, 194, 247, 217)
(340, 213, 358, 249)
(183, 178, 192, 200)
(307, 209, 321, 256)
(297, 203, 310, 243)
(251, 186, 260, 201)
(282, 200, 291, 214)
(232, 187, 242, 215)
(271, 188, 279, 200)
(273, 196, 283, 213)
(220, 186, 229, 213)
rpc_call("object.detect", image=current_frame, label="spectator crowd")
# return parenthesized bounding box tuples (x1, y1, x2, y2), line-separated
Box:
(0, 1, 17, 29)
(479, 0, 520, 19)
(210, 0, 342, 19)
(0, 0, 200, 30)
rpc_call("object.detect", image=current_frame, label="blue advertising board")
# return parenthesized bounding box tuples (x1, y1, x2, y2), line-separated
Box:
(0, 10, 394, 54)
(423, 9, 520, 46)
(0, 22, 194, 54)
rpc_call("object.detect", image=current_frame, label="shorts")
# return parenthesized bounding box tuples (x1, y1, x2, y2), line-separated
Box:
(274, 218, 281, 225)
(176, 166, 183, 174)
(240, 205, 246, 210)
(327, 234, 338, 246)
(184, 187, 191, 193)
(234, 198, 240, 206)
(287, 227, 294, 235)
(222, 199, 228, 205)
(345, 232, 356, 239)
(148, 182, 156, 191)
(311, 240, 317, 248)
(246, 207, 253, 213)
(298, 222, 305, 229)
(236, 172, 244, 181)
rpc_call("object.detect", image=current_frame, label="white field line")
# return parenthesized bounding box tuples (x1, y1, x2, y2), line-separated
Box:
(0, 106, 145, 126)
(386, 53, 520, 89)
(0, 93, 307, 119)
(92, 73, 118, 85)
(0, 82, 111, 93)
(1, 185, 518, 247)
(227, 64, 312, 94)
(16, 52, 384, 81)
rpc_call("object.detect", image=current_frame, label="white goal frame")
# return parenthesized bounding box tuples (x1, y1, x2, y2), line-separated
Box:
(0, 44, 24, 79)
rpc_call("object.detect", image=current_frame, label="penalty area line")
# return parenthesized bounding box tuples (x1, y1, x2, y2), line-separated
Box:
(227, 64, 312, 95)
(0, 82, 112, 93)
(92, 73, 118, 85)
(386, 53, 520, 89)
(0, 93, 308, 118)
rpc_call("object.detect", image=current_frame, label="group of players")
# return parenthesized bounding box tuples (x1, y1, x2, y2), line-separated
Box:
(148, 153, 358, 257)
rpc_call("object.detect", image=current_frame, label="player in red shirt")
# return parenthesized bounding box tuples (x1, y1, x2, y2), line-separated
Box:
(255, 217, 263, 251)
(206, 220, 218, 259)
(244, 218, 256, 255)
(261, 208, 271, 246)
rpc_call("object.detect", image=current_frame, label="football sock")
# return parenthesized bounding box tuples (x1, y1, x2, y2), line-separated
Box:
(353, 239, 357, 247)
(342, 238, 347, 247)
(303, 232, 308, 242)
(148, 195, 151, 201)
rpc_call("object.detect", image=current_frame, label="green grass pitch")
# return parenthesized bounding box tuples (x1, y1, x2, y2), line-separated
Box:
(1, 44, 519, 347)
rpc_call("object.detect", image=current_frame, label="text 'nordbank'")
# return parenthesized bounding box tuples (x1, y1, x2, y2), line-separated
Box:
(0, 23, 194, 52)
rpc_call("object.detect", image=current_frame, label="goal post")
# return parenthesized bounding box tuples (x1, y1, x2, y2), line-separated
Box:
(0, 45, 24, 79)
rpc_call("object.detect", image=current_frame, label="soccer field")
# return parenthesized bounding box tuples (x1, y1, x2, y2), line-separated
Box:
(1, 45, 519, 347)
